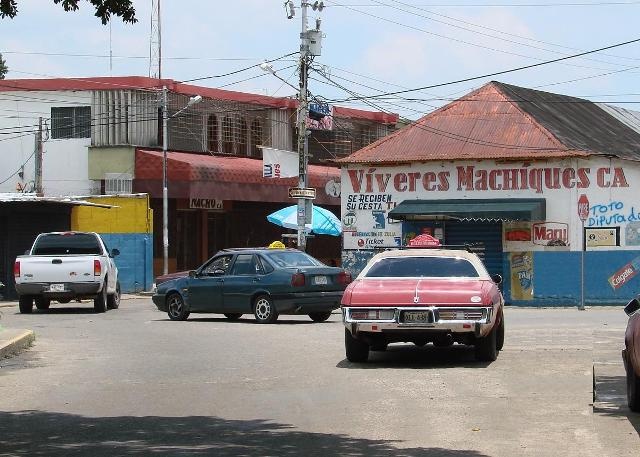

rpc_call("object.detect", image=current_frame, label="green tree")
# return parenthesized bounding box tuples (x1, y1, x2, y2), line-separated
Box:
(0, 53, 7, 79)
(0, 0, 136, 24)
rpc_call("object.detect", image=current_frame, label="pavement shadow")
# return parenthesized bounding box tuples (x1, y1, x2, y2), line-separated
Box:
(30, 306, 99, 315)
(0, 410, 490, 457)
(594, 374, 640, 437)
(153, 317, 321, 325)
(337, 344, 492, 369)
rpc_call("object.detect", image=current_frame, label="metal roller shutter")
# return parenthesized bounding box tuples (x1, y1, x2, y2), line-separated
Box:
(445, 221, 503, 276)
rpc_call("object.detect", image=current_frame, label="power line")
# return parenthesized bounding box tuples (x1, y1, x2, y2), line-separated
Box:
(329, 36, 640, 103)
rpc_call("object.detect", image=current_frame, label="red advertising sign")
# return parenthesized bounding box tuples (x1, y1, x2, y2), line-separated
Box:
(408, 234, 441, 248)
(578, 194, 590, 221)
(609, 262, 639, 290)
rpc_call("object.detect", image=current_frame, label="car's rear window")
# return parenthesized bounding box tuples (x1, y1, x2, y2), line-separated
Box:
(365, 256, 480, 278)
(31, 233, 103, 255)
(266, 251, 322, 268)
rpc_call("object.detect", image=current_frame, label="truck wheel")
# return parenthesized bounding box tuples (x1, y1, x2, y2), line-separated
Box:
(35, 297, 51, 310)
(18, 296, 33, 314)
(94, 281, 107, 313)
(308, 311, 332, 322)
(475, 323, 498, 362)
(167, 293, 189, 321)
(107, 281, 121, 309)
(345, 328, 369, 363)
(253, 295, 278, 324)
(627, 365, 640, 412)
(496, 313, 505, 352)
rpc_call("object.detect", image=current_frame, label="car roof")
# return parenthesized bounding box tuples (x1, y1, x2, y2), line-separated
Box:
(360, 248, 490, 279)
(217, 248, 300, 254)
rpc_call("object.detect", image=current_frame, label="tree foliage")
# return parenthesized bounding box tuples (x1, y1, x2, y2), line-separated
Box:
(0, 53, 7, 79)
(0, 0, 137, 24)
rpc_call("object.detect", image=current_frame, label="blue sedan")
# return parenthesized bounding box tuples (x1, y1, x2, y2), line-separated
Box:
(152, 248, 352, 323)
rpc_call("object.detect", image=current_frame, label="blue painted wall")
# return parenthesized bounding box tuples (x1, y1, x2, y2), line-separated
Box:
(100, 233, 153, 293)
(342, 249, 640, 306)
(505, 251, 640, 306)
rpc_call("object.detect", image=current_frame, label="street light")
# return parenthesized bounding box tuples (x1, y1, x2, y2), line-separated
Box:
(162, 87, 202, 275)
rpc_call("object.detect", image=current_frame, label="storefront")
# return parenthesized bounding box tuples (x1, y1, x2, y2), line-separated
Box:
(338, 81, 640, 306)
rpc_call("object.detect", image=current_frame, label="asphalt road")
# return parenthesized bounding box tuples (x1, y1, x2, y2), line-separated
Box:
(0, 298, 639, 456)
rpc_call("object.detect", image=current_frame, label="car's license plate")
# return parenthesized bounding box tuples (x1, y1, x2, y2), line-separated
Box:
(314, 275, 327, 285)
(49, 283, 65, 292)
(404, 311, 431, 323)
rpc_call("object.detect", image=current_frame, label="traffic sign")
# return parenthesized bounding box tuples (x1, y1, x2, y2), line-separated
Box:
(288, 187, 316, 199)
(578, 194, 589, 221)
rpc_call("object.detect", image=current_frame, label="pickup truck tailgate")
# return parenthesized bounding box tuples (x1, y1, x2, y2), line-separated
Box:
(19, 256, 97, 284)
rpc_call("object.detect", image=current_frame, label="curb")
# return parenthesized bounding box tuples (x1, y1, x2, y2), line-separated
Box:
(0, 329, 35, 359)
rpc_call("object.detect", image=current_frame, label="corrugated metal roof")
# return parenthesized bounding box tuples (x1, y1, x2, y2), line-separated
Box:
(0, 193, 114, 208)
(337, 81, 639, 165)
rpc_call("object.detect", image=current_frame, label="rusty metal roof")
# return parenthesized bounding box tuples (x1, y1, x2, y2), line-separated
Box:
(338, 81, 640, 165)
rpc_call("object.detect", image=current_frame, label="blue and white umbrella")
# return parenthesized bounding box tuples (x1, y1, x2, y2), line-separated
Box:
(267, 204, 342, 236)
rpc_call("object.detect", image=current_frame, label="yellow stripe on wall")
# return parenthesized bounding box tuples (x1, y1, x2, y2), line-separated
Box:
(71, 195, 153, 234)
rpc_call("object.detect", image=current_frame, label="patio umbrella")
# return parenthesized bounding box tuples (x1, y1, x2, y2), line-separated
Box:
(267, 204, 342, 236)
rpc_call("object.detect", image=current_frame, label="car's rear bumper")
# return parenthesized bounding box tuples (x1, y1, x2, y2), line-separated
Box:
(273, 290, 344, 313)
(15, 282, 102, 299)
(342, 306, 494, 337)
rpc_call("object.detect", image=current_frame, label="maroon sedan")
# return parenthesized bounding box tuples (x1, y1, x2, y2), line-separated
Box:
(623, 298, 640, 412)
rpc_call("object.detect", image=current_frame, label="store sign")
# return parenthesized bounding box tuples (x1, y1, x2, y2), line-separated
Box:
(532, 222, 568, 246)
(609, 259, 640, 289)
(190, 198, 223, 210)
(578, 194, 590, 221)
(586, 227, 619, 247)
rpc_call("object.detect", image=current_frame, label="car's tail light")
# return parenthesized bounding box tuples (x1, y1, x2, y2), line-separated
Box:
(14, 260, 20, 278)
(337, 271, 352, 286)
(291, 272, 305, 287)
(350, 309, 395, 320)
(94, 259, 102, 276)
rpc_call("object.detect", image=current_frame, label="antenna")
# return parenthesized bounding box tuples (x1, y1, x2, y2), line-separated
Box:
(149, 0, 161, 79)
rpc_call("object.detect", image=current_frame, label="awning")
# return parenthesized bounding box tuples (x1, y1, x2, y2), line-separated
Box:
(388, 198, 546, 222)
(134, 149, 341, 205)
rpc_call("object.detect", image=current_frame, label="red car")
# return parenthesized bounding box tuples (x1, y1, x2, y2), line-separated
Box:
(623, 298, 640, 412)
(341, 248, 505, 363)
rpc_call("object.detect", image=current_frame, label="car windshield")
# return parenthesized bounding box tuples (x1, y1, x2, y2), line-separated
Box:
(31, 233, 103, 255)
(365, 256, 480, 278)
(266, 250, 322, 268)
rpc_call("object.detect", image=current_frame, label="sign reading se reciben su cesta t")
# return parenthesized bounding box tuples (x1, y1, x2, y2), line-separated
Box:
(608, 256, 640, 289)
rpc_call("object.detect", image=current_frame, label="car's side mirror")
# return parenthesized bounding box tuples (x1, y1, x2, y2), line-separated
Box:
(111, 248, 120, 257)
(491, 274, 503, 285)
(24, 250, 30, 255)
(624, 298, 640, 316)
(188, 270, 197, 278)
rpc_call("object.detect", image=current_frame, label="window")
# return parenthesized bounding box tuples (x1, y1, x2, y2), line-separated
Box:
(51, 106, 91, 139)
(32, 233, 103, 255)
(265, 251, 322, 268)
(222, 116, 233, 153)
(201, 255, 233, 275)
(231, 254, 258, 275)
(207, 114, 219, 152)
(238, 117, 248, 156)
(365, 256, 480, 278)
(251, 119, 263, 158)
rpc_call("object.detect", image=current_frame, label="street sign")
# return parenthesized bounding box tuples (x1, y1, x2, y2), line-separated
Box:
(288, 187, 316, 199)
(578, 194, 590, 221)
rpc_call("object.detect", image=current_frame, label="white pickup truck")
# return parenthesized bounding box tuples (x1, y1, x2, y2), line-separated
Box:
(14, 231, 120, 313)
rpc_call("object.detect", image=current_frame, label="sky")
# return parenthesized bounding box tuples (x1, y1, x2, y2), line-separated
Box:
(1, 0, 639, 120)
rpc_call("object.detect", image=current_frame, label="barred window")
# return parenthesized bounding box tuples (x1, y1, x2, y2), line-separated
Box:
(51, 106, 91, 139)
(251, 119, 263, 158)
(222, 116, 233, 153)
(207, 114, 219, 152)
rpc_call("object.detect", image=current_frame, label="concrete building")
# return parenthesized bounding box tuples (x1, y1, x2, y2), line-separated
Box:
(338, 81, 640, 306)
(0, 76, 397, 276)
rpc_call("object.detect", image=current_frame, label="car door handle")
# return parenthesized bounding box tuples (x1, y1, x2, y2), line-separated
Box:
(252, 278, 260, 282)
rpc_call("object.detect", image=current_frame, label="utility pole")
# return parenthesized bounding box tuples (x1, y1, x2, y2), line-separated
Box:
(294, 0, 323, 250)
(162, 86, 169, 275)
(296, 1, 311, 250)
(34, 117, 43, 195)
